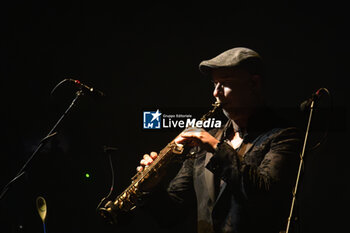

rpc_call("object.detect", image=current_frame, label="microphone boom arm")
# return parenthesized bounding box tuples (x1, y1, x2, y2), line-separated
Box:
(284, 99, 316, 233)
(0, 89, 84, 201)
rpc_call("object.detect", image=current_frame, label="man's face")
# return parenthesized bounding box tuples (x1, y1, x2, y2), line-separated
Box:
(212, 68, 260, 121)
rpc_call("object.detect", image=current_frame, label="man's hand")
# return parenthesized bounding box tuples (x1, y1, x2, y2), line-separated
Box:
(136, 151, 165, 191)
(136, 129, 218, 172)
(174, 128, 219, 153)
(137, 151, 158, 172)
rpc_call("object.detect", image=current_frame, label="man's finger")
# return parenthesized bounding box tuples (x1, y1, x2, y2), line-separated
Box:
(181, 131, 202, 138)
(174, 135, 187, 144)
(140, 159, 149, 166)
(150, 151, 158, 159)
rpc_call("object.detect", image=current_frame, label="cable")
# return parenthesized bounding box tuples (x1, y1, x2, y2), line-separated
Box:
(50, 79, 69, 96)
(96, 146, 117, 211)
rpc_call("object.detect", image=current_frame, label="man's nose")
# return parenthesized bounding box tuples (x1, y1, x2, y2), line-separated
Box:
(213, 83, 222, 98)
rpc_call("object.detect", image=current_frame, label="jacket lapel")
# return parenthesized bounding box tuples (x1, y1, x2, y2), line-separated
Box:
(214, 142, 254, 205)
(203, 121, 256, 204)
(203, 123, 227, 203)
(204, 152, 215, 202)
(237, 142, 254, 161)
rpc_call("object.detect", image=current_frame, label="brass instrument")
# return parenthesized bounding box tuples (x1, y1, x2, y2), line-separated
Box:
(98, 101, 221, 224)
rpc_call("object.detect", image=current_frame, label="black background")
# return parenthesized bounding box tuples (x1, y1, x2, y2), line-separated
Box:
(0, 1, 347, 233)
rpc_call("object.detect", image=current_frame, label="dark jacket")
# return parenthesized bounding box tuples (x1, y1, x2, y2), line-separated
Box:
(145, 108, 301, 233)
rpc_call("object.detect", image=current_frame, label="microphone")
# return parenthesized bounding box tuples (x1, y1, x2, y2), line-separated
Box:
(300, 88, 323, 111)
(68, 79, 106, 97)
(36, 196, 47, 233)
(36, 196, 47, 223)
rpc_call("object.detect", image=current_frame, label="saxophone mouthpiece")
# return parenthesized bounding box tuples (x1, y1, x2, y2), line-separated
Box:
(214, 100, 222, 107)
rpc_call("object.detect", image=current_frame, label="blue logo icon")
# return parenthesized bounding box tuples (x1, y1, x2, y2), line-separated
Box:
(143, 110, 162, 129)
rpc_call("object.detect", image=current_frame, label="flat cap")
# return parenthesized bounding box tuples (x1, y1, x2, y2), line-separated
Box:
(199, 47, 263, 76)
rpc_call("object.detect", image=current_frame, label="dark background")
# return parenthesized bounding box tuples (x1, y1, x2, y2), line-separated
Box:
(0, 1, 347, 233)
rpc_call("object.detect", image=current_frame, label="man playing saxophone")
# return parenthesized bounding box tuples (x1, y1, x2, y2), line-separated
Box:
(137, 47, 301, 233)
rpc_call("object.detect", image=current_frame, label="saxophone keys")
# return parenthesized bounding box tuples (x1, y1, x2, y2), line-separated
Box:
(173, 143, 184, 154)
(122, 192, 128, 199)
(131, 173, 139, 181)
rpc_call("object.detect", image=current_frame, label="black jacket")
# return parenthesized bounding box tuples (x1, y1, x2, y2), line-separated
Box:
(146, 108, 301, 233)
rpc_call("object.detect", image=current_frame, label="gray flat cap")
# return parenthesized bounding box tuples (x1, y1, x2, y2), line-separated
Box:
(199, 47, 263, 76)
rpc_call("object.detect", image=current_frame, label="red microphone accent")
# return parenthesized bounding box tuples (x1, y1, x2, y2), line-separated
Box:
(316, 89, 321, 96)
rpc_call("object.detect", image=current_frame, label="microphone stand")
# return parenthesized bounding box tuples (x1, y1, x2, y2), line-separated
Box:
(284, 100, 316, 233)
(0, 89, 84, 201)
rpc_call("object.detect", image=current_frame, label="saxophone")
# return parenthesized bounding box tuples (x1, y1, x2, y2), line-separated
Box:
(98, 101, 221, 224)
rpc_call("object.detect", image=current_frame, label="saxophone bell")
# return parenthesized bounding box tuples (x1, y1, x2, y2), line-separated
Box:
(98, 202, 118, 224)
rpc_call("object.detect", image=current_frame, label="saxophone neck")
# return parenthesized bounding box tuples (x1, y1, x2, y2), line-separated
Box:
(200, 101, 222, 121)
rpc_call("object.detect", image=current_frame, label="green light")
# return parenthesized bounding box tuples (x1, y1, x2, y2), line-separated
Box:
(85, 173, 90, 178)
